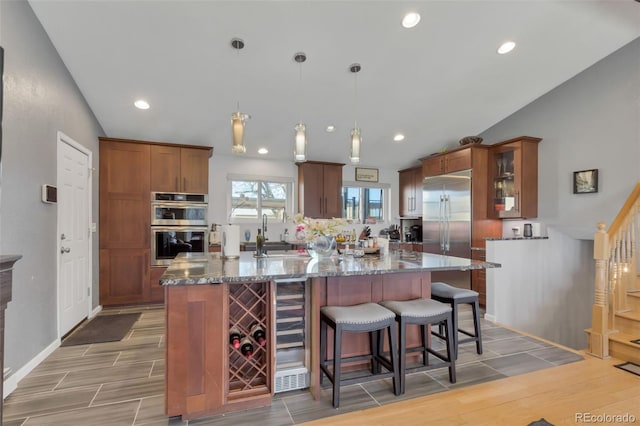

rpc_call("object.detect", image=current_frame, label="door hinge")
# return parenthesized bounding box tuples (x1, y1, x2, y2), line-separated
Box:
(87, 287, 91, 297)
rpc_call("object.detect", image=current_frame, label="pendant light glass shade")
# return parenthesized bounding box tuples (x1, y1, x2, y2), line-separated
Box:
(349, 63, 362, 164)
(293, 52, 308, 162)
(231, 111, 247, 154)
(231, 38, 248, 155)
(294, 122, 307, 162)
(350, 127, 361, 164)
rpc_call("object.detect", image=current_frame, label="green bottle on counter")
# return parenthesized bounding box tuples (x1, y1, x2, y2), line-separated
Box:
(256, 228, 264, 256)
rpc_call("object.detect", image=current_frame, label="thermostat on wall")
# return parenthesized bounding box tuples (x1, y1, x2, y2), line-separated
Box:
(42, 184, 57, 204)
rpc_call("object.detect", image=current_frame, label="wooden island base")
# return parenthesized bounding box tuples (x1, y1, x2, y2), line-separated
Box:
(165, 270, 432, 420)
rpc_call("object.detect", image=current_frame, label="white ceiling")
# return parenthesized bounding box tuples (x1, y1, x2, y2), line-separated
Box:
(29, 1, 640, 170)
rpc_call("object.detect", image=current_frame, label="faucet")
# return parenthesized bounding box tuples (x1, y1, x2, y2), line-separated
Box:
(262, 214, 268, 242)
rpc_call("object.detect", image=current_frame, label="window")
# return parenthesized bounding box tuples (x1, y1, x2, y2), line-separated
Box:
(228, 175, 293, 222)
(342, 181, 389, 223)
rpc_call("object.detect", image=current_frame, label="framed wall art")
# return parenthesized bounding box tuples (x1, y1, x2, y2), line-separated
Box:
(355, 167, 379, 183)
(573, 169, 598, 194)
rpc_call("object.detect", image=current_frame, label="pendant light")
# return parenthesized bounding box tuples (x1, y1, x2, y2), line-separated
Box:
(293, 52, 307, 162)
(349, 63, 362, 164)
(231, 38, 250, 154)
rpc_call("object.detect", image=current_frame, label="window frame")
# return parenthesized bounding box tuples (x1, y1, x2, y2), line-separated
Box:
(341, 180, 390, 224)
(227, 173, 294, 224)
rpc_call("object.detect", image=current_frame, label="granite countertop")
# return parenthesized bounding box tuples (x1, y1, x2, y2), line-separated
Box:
(160, 250, 501, 285)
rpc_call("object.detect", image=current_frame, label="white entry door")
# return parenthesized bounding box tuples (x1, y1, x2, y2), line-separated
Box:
(57, 132, 92, 336)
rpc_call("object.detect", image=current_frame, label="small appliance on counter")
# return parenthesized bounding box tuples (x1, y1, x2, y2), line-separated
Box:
(387, 224, 401, 241)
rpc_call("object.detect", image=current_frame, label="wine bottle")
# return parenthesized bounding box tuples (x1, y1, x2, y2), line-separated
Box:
(229, 326, 242, 349)
(256, 228, 264, 256)
(250, 322, 266, 346)
(240, 337, 254, 359)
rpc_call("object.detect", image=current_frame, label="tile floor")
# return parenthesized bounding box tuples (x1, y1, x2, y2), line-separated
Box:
(3, 305, 584, 425)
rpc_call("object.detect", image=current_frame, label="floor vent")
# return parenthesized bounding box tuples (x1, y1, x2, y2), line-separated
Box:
(274, 367, 308, 393)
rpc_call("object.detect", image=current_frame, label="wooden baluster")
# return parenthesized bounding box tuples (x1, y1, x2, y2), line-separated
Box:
(589, 222, 610, 358)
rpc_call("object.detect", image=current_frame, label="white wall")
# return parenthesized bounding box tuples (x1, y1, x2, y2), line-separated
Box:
(208, 154, 400, 242)
(486, 228, 594, 349)
(480, 38, 640, 240)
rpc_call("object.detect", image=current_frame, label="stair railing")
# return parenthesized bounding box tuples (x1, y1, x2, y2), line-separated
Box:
(589, 181, 640, 359)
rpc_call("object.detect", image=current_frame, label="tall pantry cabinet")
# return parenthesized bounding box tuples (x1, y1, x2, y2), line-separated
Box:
(99, 137, 212, 306)
(99, 140, 151, 305)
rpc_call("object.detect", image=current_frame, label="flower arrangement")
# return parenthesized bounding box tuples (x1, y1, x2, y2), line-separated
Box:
(292, 213, 346, 242)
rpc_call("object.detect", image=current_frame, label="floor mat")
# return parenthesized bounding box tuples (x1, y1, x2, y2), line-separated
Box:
(614, 361, 640, 377)
(61, 313, 140, 346)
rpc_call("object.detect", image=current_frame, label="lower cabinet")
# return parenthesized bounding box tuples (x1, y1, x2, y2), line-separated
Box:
(165, 282, 273, 420)
(471, 250, 487, 307)
(149, 267, 166, 303)
(99, 249, 149, 305)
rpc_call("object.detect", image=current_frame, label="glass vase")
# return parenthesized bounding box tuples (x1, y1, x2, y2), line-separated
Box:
(307, 235, 336, 258)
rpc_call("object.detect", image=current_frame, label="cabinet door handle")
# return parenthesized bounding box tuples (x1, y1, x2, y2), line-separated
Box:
(515, 191, 520, 213)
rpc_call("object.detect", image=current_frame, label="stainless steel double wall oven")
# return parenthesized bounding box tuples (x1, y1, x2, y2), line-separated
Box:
(151, 192, 208, 266)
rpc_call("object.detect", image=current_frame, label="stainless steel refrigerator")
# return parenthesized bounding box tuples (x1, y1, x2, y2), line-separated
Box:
(422, 169, 472, 289)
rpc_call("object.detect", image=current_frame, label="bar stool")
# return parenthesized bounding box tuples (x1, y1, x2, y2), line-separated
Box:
(430, 282, 483, 359)
(379, 298, 456, 394)
(320, 303, 401, 408)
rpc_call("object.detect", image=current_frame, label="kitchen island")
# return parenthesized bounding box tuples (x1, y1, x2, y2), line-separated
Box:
(161, 250, 499, 420)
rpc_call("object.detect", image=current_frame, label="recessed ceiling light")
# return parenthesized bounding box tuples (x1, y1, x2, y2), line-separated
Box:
(326, 125, 336, 132)
(134, 99, 150, 110)
(258, 148, 269, 155)
(497, 41, 516, 55)
(402, 12, 421, 29)
(393, 133, 405, 142)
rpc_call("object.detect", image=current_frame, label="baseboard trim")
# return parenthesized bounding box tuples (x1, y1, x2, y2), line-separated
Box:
(3, 338, 61, 399)
(89, 304, 102, 319)
(484, 313, 496, 322)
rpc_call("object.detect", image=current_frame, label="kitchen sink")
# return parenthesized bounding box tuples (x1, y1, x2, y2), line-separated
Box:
(262, 250, 310, 258)
(243, 242, 297, 251)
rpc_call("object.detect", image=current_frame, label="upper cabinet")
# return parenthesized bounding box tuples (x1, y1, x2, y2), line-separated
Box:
(422, 148, 472, 177)
(488, 136, 541, 219)
(297, 161, 344, 218)
(151, 145, 211, 194)
(398, 166, 423, 217)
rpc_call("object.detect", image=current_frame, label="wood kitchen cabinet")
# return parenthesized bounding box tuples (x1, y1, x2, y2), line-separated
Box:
(488, 136, 541, 219)
(150, 145, 210, 194)
(166, 281, 273, 419)
(422, 147, 472, 177)
(100, 139, 151, 305)
(99, 137, 212, 306)
(398, 166, 423, 217)
(297, 161, 344, 218)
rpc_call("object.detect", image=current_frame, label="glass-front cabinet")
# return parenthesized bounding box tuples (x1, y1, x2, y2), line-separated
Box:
(488, 136, 541, 219)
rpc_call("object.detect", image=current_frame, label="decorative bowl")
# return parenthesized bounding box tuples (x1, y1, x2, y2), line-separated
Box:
(459, 136, 483, 145)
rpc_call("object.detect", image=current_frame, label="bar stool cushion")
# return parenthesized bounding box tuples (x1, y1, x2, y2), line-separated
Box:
(380, 299, 451, 320)
(431, 282, 478, 300)
(321, 303, 395, 325)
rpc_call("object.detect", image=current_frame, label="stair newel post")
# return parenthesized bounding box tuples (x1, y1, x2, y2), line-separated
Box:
(589, 221, 610, 358)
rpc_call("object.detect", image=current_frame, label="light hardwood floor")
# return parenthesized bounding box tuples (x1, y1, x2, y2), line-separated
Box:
(304, 354, 640, 426)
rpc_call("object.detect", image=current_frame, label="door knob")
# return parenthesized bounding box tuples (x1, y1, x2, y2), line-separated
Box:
(60, 247, 71, 254)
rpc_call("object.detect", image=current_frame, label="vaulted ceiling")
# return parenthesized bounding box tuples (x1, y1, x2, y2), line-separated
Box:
(29, 1, 640, 170)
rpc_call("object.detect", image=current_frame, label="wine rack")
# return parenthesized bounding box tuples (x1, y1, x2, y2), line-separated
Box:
(227, 281, 271, 398)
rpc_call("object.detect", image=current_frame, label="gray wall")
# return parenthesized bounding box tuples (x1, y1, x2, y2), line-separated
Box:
(0, 1, 104, 375)
(480, 37, 640, 240)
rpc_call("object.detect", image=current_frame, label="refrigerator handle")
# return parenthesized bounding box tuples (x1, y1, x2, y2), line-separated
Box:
(444, 195, 451, 252)
(439, 195, 445, 252)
